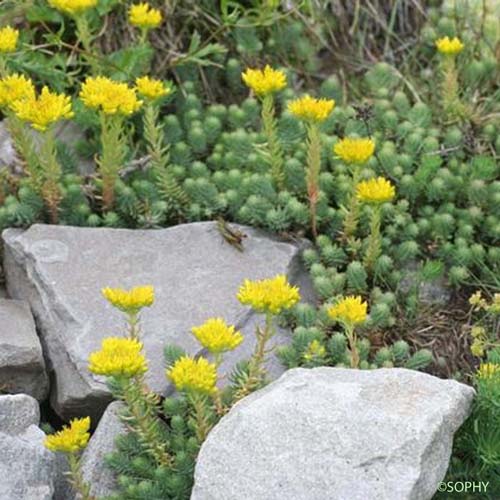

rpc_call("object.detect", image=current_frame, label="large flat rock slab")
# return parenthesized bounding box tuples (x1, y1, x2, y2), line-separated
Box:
(192, 367, 475, 500)
(0, 394, 56, 500)
(0, 299, 49, 400)
(3, 222, 312, 420)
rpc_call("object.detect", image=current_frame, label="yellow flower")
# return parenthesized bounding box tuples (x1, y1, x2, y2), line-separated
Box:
(303, 339, 326, 362)
(44, 417, 91, 453)
(470, 341, 484, 357)
(0, 74, 35, 109)
(471, 325, 486, 339)
(0, 26, 19, 53)
(129, 3, 163, 29)
(80, 76, 142, 116)
(237, 274, 300, 315)
(241, 65, 287, 97)
(135, 76, 171, 101)
(88, 337, 148, 378)
(287, 95, 335, 123)
(167, 356, 217, 395)
(11, 86, 73, 132)
(435, 36, 464, 56)
(334, 137, 375, 165)
(191, 318, 243, 354)
(476, 363, 500, 380)
(48, 0, 98, 15)
(102, 285, 154, 314)
(327, 296, 368, 326)
(487, 293, 500, 314)
(356, 177, 396, 204)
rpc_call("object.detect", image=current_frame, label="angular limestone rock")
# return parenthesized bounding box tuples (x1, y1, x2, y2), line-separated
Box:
(0, 299, 49, 400)
(192, 367, 475, 500)
(0, 394, 56, 500)
(3, 222, 312, 420)
(80, 401, 125, 497)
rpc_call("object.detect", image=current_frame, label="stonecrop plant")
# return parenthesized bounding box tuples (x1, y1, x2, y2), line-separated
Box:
(50, 276, 299, 499)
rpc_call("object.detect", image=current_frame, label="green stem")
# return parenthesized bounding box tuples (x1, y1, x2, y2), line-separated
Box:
(67, 452, 94, 500)
(345, 323, 359, 369)
(343, 165, 361, 240)
(121, 376, 172, 467)
(441, 57, 467, 121)
(212, 353, 225, 415)
(127, 312, 140, 340)
(306, 123, 321, 239)
(5, 112, 42, 188)
(40, 128, 62, 224)
(98, 113, 127, 211)
(364, 204, 382, 274)
(234, 312, 274, 402)
(261, 94, 285, 190)
(190, 393, 213, 442)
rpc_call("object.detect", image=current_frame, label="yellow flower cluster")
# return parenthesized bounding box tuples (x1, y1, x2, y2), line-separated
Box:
(237, 274, 300, 315)
(80, 77, 142, 116)
(0, 26, 19, 53)
(241, 65, 287, 97)
(129, 3, 163, 29)
(0, 74, 35, 109)
(102, 285, 155, 313)
(11, 86, 73, 132)
(328, 296, 368, 325)
(356, 177, 396, 204)
(48, 0, 98, 15)
(88, 337, 148, 378)
(334, 137, 375, 165)
(135, 76, 171, 101)
(191, 317, 243, 354)
(435, 36, 464, 55)
(476, 363, 500, 380)
(303, 339, 326, 362)
(167, 356, 217, 395)
(288, 95, 335, 123)
(44, 417, 91, 453)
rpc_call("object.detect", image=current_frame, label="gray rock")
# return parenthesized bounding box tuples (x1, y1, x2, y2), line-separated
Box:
(0, 121, 18, 172)
(0, 299, 49, 400)
(399, 263, 451, 306)
(80, 401, 125, 497)
(0, 394, 56, 500)
(192, 367, 475, 500)
(3, 222, 313, 420)
(56, 401, 125, 500)
(0, 394, 40, 435)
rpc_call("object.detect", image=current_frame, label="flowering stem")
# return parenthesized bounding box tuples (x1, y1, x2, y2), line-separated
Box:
(5, 113, 42, 188)
(0, 56, 7, 77)
(67, 452, 94, 500)
(74, 14, 99, 75)
(343, 166, 361, 241)
(212, 353, 225, 416)
(364, 204, 382, 274)
(234, 312, 274, 402)
(440, 57, 467, 122)
(261, 94, 285, 190)
(98, 113, 127, 211)
(120, 377, 172, 467)
(345, 323, 359, 369)
(127, 312, 140, 340)
(40, 128, 62, 224)
(305, 122, 321, 239)
(144, 103, 168, 170)
(190, 393, 213, 443)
